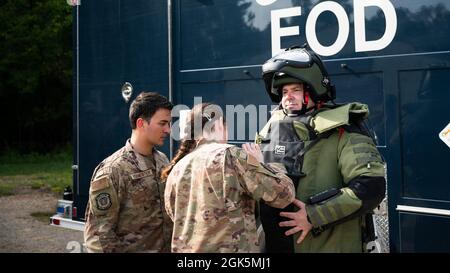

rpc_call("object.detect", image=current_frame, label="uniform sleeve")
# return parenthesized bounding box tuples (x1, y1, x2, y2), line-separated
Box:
(157, 152, 174, 222)
(306, 132, 386, 229)
(164, 176, 175, 222)
(84, 165, 124, 253)
(225, 146, 295, 209)
(155, 151, 174, 251)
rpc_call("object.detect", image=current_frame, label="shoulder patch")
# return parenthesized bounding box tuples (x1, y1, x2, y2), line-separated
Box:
(95, 193, 112, 211)
(90, 176, 110, 192)
(350, 135, 374, 145)
(247, 154, 260, 167)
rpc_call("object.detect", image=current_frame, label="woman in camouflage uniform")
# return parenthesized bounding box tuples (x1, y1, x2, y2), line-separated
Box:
(161, 103, 295, 253)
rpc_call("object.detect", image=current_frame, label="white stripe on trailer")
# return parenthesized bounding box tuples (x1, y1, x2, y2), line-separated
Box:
(50, 214, 85, 231)
(396, 205, 450, 217)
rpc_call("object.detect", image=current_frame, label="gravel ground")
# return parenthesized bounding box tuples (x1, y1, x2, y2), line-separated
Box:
(0, 188, 84, 253)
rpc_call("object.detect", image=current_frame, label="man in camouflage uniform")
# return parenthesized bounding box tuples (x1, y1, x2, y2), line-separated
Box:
(84, 92, 173, 253)
(164, 112, 295, 252)
(257, 46, 386, 252)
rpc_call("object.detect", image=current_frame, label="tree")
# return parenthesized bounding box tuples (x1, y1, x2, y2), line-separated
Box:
(0, 0, 72, 153)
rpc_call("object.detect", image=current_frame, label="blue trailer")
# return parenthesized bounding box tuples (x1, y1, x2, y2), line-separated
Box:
(64, 0, 450, 252)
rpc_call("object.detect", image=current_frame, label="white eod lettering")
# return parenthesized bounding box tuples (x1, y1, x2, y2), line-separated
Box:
(259, 0, 397, 56)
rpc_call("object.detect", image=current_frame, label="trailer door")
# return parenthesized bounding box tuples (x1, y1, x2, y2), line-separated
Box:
(73, 0, 169, 221)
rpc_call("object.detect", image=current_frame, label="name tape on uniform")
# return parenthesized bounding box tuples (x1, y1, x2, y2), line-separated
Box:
(131, 169, 153, 180)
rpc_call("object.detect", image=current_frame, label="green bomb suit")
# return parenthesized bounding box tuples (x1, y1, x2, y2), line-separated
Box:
(257, 102, 386, 253)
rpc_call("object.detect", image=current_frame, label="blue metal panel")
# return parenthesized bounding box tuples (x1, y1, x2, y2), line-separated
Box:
(74, 0, 169, 220)
(177, 79, 272, 143)
(177, 0, 270, 70)
(399, 67, 450, 201)
(400, 212, 450, 252)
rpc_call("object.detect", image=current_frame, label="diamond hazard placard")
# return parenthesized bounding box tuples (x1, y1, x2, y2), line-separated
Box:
(439, 123, 450, 148)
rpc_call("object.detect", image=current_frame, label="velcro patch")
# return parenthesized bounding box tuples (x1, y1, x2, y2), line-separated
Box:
(94, 167, 113, 178)
(350, 136, 374, 145)
(353, 146, 379, 154)
(356, 156, 382, 165)
(130, 169, 153, 180)
(95, 192, 112, 210)
(247, 154, 260, 167)
(90, 176, 110, 192)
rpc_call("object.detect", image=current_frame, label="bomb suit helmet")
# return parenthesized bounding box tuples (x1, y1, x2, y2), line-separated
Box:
(262, 45, 336, 103)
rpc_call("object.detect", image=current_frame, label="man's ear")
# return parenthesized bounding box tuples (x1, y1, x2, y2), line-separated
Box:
(136, 118, 145, 129)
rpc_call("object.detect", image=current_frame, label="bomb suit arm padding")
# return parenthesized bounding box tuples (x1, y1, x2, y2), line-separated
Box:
(305, 132, 386, 230)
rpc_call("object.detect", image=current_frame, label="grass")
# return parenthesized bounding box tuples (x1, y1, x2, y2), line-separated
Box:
(0, 146, 72, 197)
(30, 211, 54, 223)
(0, 184, 15, 197)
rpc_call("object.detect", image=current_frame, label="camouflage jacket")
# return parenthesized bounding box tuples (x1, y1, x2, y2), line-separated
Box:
(84, 139, 172, 253)
(164, 142, 295, 253)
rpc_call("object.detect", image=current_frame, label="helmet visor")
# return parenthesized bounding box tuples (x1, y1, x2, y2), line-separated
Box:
(262, 49, 312, 74)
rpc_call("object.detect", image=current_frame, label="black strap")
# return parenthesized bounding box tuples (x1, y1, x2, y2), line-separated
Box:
(294, 130, 333, 165)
